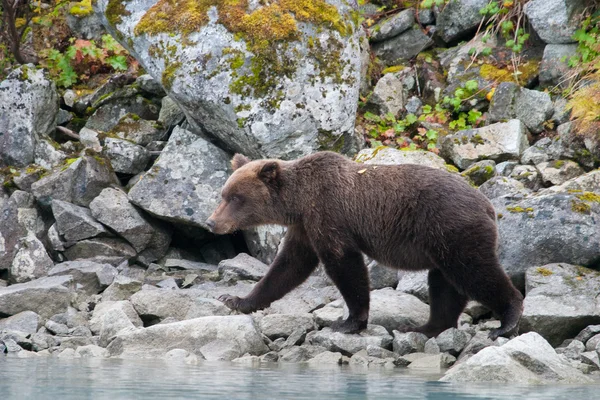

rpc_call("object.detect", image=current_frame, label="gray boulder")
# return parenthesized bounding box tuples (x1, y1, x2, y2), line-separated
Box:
(0, 311, 41, 334)
(368, 8, 414, 42)
(435, 328, 472, 356)
(461, 160, 496, 186)
(392, 331, 428, 356)
(369, 288, 429, 333)
(441, 120, 529, 170)
(90, 301, 142, 347)
(259, 314, 317, 340)
(128, 126, 229, 229)
(0, 65, 59, 167)
(158, 96, 185, 131)
(90, 188, 156, 252)
(367, 261, 399, 290)
(31, 155, 119, 208)
(436, 0, 490, 43)
(479, 176, 529, 200)
(488, 83, 554, 134)
(218, 253, 268, 282)
(521, 264, 600, 346)
(48, 261, 117, 295)
(63, 238, 137, 266)
(94, 0, 363, 159)
(130, 288, 231, 323)
(99, 275, 143, 302)
(440, 332, 592, 383)
(536, 160, 584, 186)
(107, 316, 268, 360)
(306, 325, 393, 355)
(509, 165, 544, 191)
(396, 270, 429, 303)
(372, 28, 433, 66)
(496, 192, 600, 289)
(408, 353, 456, 371)
(524, 0, 585, 44)
(52, 199, 109, 242)
(356, 146, 448, 170)
(85, 100, 160, 136)
(104, 138, 150, 175)
(367, 72, 406, 116)
(540, 44, 578, 88)
(9, 233, 54, 284)
(0, 275, 74, 318)
(242, 225, 286, 265)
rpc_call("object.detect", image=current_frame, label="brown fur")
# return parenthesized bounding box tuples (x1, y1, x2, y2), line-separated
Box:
(207, 151, 523, 339)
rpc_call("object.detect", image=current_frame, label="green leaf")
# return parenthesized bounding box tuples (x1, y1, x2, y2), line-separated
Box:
(420, 0, 434, 8)
(464, 80, 478, 92)
(425, 129, 438, 141)
(454, 88, 465, 99)
(405, 113, 418, 125)
(364, 111, 380, 122)
(422, 104, 432, 114)
(481, 47, 492, 56)
(107, 55, 128, 71)
(506, 39, 515, 48)
(467, 109, 482, 124)
(427, 142, 437, 150)
(468, 47, 477, 56)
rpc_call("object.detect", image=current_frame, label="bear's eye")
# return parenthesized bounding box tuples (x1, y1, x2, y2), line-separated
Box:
(230, 195, 243, 204)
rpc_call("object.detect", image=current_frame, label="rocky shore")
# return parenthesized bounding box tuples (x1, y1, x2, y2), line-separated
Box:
(1, 0, 599, 385)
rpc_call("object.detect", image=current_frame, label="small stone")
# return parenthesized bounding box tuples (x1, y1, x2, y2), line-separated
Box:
(307, 351, 344, 365)
(369, 8, 414, 42)
(392, 331, 428, 356)
(367, 260, 398, 290)
(424, 337, 440, 354)
(435, 328, 472, 356)
(52, 199, 109, 242)
(218, 253, 268, 282)
(408, 353, 456, 371)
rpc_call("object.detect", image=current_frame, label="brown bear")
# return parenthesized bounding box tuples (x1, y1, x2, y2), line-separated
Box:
(206, 151, 523, 339)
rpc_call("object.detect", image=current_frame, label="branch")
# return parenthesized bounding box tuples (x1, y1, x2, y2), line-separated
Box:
(55, 126, 81, 141)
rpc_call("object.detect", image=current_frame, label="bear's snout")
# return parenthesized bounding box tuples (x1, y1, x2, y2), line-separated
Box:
(205, 219, 216, 232)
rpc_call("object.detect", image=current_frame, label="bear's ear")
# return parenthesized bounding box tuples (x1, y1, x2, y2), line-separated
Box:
(258, 161, 279, 184)
(231, 154, 251, 170)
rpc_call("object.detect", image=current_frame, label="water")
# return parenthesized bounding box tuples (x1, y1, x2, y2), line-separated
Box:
(1, 357, 599, 400)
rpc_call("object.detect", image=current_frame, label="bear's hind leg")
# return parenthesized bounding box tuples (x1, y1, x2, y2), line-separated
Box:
(403, 269, 468, 338)
(321, 250, 370, 334)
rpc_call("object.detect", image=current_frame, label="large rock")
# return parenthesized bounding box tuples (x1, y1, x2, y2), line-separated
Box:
(372, 28, 433, 66)
(356, 146, 448, 170)
(366, 72, 406, 117)
(520, 264, 600, 347)
(51, 199, 109, 242)
(218, 253, 268, 282)
(0, 276, 74, 318)
(441, 120, 529, 170)
(104, 138, 150, 175)
(496, 191, 600, 289)
(259, 314, 317, 340)
(306, 325, 393, 355)
(539, 44, 578, 88)
(130, 288, 231, 322)
(89, 301, 142, 347)
(524, 0, 585, 44)
(90, 188, 157, 252)
(368, 8, 414, 43)
(0, 65, 59, 167)
(48, 260, 117, 295)
(0, 311, 41, 334)
(31, 155, 119, 208)
(440, 332, 592, 383)
(242, 225, 286, 265)
(106, 316, 268, 360)
(368, 288, 429, 333)
(128, 126, 229, 229)
(94, 0, 363, 159)
(488, 83, 554, 134)
(536, 160, 584, 186)
(436, 0, 490, 43)
(63, 238, 137, 266)
(9, 233, 54, 284)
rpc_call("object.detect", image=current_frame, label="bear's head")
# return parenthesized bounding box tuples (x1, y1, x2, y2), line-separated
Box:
(206, 154, 282, 234)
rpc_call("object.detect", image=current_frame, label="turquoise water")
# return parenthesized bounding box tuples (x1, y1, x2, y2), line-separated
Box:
(0, 357, 599, 399)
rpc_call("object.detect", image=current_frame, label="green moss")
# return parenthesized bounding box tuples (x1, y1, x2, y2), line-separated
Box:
(497, 213, 503, 219)
(536, 267, 553, 277)
(317, 129, 344, 153)
(571, 200, 591, 214)
(479, 61, 540, 85)
(70, 0, 94, 16)
(445, 164, 459, 173)
(162, 61, 182, 90)
(470, 134, 484, 146)
(382, 65, 404, 74)
(506, 206, 534, 214)
(105, 0, 131, 32)
(551, 160, 565, 169)
(577, 192, 600, 203)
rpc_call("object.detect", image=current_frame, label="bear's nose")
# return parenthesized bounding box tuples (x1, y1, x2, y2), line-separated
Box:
(205, 219, 216, 232)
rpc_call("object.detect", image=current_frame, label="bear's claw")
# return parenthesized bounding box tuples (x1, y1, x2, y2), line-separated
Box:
(218, 294, 256, 314)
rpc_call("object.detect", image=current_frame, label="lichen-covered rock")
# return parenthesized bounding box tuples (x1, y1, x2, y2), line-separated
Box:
(524, 0, 585, 44)
(242, 225, 286, 265)
(107, 315, 268, 360)
(0, 275, 74, 319)
(372, 28, 433, 66)
(509, 165, 544, 191)
(488, 82, 554, 134)
(31, 155, 119, 208)
(368, 8, 414, 42)
(536, 160, 584, 186)
(396, 270, 429, 303)
(158, 96, 185, 131)
(52, 199, 109, 242)
(436, 0, 489, 43)
(479, 176, 529, 200)
(440, 332, 592, 383)
(441, 120, 529, 170)
(0, 65, 59, 167)
(128, 126, 229, 229)
(218, 253, 268, 282)
(369, 288, 429, 333)
(94, 0, 364, 159)
(520, 264, 600, 347)
(367, 72, 406, 117)
(496, 192, 600, 289)
(259, 314, 317, 340)
(104, 138, 150, 174)
(539, 44, 578, 88)
(10, 233, 54, 284)
(356, 146, 448, 170)
(461, 160, 496, 186)
(84, 99, 160, 136)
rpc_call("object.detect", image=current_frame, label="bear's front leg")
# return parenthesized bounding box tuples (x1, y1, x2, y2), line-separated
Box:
(219, 225, 319, 314)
